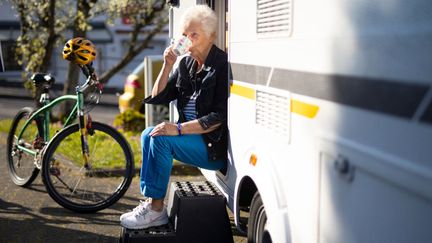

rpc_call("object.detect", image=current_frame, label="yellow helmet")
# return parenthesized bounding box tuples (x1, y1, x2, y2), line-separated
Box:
(62, 37, 97, 65)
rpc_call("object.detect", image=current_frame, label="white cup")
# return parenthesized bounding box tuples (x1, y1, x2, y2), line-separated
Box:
(172, 36, 192, 56)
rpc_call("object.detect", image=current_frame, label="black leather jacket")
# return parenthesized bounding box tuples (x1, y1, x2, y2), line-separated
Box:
(143, 45, 228, 162)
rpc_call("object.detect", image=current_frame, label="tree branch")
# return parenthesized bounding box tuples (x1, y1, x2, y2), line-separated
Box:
(98, 18, 167, 84)
(128, 20, 144, 53)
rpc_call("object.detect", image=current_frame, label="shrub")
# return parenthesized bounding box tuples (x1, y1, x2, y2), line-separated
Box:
(113, 109, 146, 133)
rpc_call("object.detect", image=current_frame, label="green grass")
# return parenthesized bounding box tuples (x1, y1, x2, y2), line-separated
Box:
(0, 119, 142, 169)
(0, 119, 12, 133)
(53, 127, 142, 169)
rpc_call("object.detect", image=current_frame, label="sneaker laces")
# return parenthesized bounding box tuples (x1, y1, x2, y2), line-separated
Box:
(133, 199, 153, 218)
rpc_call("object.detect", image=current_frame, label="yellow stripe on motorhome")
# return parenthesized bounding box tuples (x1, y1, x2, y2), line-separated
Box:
(231, 83, 319, 119)
(291, 99, 319, 119)
(230, 84, 256, 100)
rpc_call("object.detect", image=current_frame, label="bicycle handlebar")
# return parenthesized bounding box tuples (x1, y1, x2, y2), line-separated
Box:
(80, 64, 96, 79)
(78, 63, 103, 94)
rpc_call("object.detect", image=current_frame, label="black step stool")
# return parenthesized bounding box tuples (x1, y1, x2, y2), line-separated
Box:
(120, 223, 176, 243)
(120, 181, 233, 243)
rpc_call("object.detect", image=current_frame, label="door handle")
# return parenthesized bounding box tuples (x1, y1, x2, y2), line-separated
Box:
(334, 156, 355, 182)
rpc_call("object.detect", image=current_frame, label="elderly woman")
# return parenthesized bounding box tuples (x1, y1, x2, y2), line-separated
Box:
(120, 5, 228, 229)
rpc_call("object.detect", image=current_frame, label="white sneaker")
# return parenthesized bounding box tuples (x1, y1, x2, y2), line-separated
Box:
(120, 202, 169, 229)
(120, 200, 151, 221)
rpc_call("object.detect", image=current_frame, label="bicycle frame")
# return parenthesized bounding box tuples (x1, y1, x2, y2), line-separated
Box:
(15, 76, 91, 159)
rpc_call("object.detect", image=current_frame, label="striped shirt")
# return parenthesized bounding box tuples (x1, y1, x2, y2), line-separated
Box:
(183, 65, 205, 121)
(183, 91, 199, 121)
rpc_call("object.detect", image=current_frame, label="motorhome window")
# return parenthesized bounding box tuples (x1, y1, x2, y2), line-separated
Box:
(256, 0, 293, 38)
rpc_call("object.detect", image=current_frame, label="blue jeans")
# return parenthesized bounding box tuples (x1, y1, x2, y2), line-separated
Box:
(140, 126, 225, 199)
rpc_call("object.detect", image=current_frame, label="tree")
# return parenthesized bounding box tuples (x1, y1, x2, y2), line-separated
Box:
(60, 0, 168, 118)
(97, 0, 168, 84)
(10, 0, 71, 106)
(10, 0, 168, 117)
(12, 0, 69, 74)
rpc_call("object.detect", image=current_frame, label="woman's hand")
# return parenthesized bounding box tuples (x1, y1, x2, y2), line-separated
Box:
(150, 122, 179, 137)
(163, 46, 177, 67)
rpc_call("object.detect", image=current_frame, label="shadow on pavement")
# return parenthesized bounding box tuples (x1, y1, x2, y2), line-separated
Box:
(0, 198, 32, 212)
(39, 207, 120, 225)
(0, 198, 118, 243)
(0, 217, 117, 243)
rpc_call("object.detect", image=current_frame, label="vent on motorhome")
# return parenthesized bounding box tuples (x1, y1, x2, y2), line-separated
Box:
(256, 90, 291, 142)
(256, 0, 292, 37)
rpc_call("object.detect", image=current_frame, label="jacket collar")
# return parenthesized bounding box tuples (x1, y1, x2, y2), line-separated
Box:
(188, 44, 218, 77)
(203, 44, 218, 71)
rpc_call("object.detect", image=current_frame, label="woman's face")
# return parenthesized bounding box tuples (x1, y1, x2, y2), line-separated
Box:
(182, 21, 215, 59)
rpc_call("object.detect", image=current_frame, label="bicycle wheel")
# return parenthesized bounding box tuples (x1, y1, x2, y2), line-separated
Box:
(41, 121, 134, 213)
(7, 107, 43, 186)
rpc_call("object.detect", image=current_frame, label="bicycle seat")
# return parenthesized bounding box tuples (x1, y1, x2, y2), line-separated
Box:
(31, 73, 55, 89)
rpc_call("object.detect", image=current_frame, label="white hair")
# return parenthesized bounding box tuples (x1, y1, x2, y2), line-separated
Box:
(180, 5, 217, 37)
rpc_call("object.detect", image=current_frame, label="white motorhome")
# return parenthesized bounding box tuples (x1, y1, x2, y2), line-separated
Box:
(168, 0, 432, 242)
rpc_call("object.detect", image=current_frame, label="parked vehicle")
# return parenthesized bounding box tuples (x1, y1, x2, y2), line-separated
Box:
(118, 62, 146, 113)
(169, 1, 432, 243)
(119, 56, 170, 127)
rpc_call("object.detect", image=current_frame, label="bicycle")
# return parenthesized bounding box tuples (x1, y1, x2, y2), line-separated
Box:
(6, 63, 135, 213)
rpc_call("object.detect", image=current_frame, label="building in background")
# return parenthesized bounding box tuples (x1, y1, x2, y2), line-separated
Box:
(0, 2, 169, 89)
